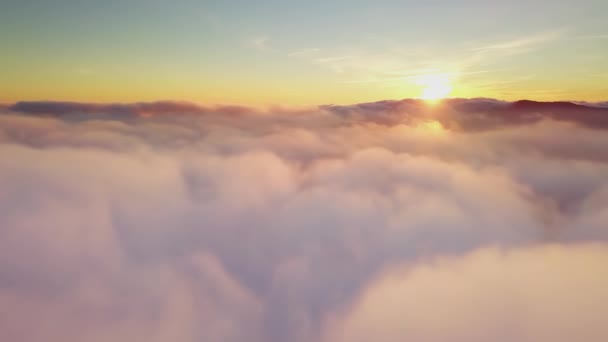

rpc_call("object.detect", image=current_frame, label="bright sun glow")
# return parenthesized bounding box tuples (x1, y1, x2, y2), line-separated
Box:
(418, 74, 452, 101)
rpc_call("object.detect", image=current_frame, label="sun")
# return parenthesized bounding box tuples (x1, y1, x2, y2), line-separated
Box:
(418, 74, 452, 102)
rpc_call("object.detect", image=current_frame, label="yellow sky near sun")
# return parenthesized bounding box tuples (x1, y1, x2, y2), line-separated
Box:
(2, 1, 608, 106)
(3, 72, 606, 107)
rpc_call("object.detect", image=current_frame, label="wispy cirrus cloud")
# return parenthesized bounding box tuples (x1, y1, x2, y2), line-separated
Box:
(279, 29, 568, 95)
(287, 48, 321, 57)
(571, 33, 608, 40)
(471, 29, 567, 53)
(249, 35, 270, 50)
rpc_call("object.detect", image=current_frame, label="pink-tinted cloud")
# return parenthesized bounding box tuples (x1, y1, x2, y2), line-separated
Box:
(321, 98, 608, 129)
(9, 99, 608, 130)
(8, 101, 253, 118)
(324, 244, 608, 342)
(0, 99, 607, 341)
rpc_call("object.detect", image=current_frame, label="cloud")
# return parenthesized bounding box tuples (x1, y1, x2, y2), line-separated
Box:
(320, 98, 608, 129)
(8, 101, 252, 119)
(576, 101, 608, 108)
(1, 98, 608, 341)
(472, 29, 566, 53)
(288, 48, 321, 57)
(324, 244, 608, 342)
(572, 33, 608, 40)
(250, 36, 270, 50)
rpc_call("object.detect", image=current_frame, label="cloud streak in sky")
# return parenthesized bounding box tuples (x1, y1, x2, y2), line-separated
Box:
(471, 29, 566, 53)
(1, 99, 608, 342)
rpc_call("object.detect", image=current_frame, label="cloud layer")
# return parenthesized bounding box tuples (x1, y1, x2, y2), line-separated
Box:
(1, 99, 608, 342)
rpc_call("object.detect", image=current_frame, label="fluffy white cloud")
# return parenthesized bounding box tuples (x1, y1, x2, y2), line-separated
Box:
(324, 244, 608, 342)
(0, 99, 607, 341)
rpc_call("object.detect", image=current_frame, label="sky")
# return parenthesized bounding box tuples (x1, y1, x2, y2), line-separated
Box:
(1, 0, 608, 105)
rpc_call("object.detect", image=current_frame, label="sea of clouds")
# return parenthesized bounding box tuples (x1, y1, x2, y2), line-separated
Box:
(1, 99, 607, 342)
